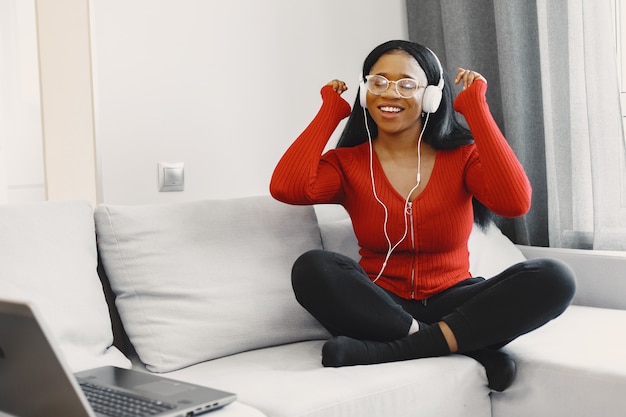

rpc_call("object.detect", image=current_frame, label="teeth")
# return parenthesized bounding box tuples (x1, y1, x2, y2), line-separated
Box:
(380, 106, 402, 113)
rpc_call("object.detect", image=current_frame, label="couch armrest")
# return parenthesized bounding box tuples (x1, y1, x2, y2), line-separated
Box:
(516, 245, 626, 310)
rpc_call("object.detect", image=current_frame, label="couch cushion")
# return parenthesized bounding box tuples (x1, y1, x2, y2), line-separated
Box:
(492, 305, 626, 417)
(95, 196, 330, 373)
(163, 341, 491, 417)
(0, 200, 130, 372)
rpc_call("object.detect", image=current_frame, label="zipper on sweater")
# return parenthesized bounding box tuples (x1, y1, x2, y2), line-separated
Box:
(406, 202, 416, 299)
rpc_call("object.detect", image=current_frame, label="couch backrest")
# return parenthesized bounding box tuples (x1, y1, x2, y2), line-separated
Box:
(517, 244, 626, 310)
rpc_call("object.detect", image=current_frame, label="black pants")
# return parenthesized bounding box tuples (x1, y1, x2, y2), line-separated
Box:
(292, 250, 576, 352)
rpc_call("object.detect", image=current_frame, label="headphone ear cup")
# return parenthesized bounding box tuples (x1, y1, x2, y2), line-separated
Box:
(422, 85, 442, 114)
(359, 80, 367, 109)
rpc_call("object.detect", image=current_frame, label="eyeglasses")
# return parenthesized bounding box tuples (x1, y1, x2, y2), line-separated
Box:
(364, 75, 422, 98)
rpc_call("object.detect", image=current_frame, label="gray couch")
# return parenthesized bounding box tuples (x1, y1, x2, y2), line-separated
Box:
(1, 195, 625, 417)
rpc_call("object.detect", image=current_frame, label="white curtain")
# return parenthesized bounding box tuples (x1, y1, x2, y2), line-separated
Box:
(538, 0, 626, 250)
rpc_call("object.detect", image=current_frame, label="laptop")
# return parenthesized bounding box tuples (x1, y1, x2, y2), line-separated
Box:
(0, 299, 237, 417)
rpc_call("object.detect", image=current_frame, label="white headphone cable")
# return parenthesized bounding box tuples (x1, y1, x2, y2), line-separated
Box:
(364, 108, 430, 282)
(365, 107, 392, 273)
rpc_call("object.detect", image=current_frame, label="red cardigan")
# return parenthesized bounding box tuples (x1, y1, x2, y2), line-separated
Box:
(270, 81, 531, 300)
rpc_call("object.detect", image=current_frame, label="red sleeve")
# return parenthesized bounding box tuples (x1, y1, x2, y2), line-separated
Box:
(270, 85, 352, 205)
(454, 80, 532, 217)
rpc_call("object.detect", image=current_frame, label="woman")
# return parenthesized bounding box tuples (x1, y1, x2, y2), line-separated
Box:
(270, 40, 575, 392)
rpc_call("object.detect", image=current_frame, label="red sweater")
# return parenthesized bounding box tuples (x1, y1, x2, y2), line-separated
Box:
(270, 81, 531, 300)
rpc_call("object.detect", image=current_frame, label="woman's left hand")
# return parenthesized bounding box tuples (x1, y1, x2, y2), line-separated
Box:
(454, 68, 487, 90)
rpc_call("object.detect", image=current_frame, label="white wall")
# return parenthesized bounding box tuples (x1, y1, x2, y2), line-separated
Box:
(0, 0, 45, 204)
(91, 0, 408, 204)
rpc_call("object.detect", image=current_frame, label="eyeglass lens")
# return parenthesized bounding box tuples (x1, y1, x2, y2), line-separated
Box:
(366, 75, 418, 98)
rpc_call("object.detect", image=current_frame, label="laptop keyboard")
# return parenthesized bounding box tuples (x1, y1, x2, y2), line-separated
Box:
(80, 381, 177, 417)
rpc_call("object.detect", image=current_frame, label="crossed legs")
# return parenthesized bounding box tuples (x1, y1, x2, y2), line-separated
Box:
(292, 249, 576, 391)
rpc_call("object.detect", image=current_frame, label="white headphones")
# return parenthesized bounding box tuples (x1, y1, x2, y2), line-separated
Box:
(359, 47, 444, 114)
(360, 46, 442, 282)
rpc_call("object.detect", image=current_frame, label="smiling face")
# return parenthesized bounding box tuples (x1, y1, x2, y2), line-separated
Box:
(366, 50, 428, 139)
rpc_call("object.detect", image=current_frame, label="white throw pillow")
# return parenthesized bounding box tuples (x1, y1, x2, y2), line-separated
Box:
(468, 222, 527, 278)
(95, 196, 330, 373)
(0, 200, 130, 372)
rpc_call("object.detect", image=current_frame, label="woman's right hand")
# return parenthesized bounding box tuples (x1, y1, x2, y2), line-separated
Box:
(326, 79, 348, 95)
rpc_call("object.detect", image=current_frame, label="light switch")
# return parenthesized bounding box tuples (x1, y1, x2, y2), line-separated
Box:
(158, 162, 184, 192)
